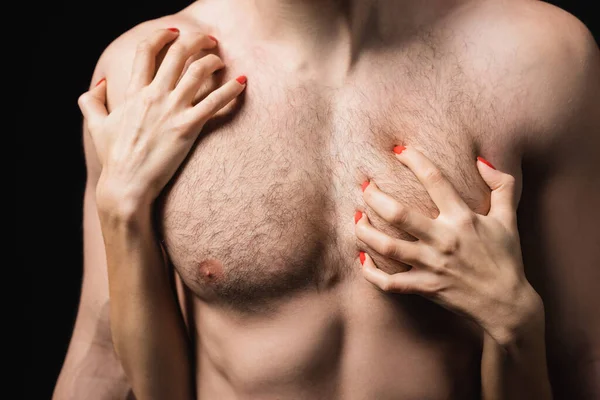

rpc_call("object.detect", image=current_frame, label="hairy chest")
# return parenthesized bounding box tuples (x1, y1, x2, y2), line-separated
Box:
(158, 47, 508, 311)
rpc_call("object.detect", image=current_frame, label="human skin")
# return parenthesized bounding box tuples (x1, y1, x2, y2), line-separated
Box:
(356, 147, 550, 399)
(77, 28, 247, 399)
(77, 30, 550, 397)
(54, 0, 600, 399)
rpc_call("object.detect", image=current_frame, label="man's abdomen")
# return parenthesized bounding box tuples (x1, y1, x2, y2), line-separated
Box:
(192, 284, 481, 399)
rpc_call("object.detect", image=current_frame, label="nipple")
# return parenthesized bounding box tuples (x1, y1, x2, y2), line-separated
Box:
(198, 259, 224, 281)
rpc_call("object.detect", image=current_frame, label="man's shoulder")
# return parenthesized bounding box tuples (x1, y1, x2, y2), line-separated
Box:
(94, 9, 204, 107)
(457, 0, 599, 147)
(95, 17, 166, 76)
(459, 0, 596, 65)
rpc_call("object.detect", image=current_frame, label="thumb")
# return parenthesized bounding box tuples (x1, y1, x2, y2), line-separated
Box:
(78, 78, 108, 128)
(476, 156, 517, 224)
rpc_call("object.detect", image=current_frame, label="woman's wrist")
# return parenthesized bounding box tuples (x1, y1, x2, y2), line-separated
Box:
(98, 196, 152, 227)
(95, 178, 154, 226)
(488, 283, 545, 349)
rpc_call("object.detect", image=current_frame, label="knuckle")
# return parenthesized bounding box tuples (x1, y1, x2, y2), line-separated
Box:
(171, 115, 188, 131)
(77, 92, 89, 108)
(172, 114, 194, 137)
(201, 95, 220, 112)
(429, 257, 448, 274)
(503, 174, 516, 187)
(142, 88, 162, 105)
(136, 40, 152, 55)
(499, 175, 516, 193)
(404, 245, 422, 264)
(437, 236, 459, 255)
(384, 282, 398, 293)
(390, 203, 409, 226)
(423, 167, 444, 184)
(168, 43, 188, 59)
(457, 210, 478, 228)
(387, 279, 413, 294)
(192, 106, 212, 126)
(380, 279, 394, 293)
(191, 34, 215, 50)
(190, 54, 222, 76)
(191, 34, 210, 48)
(187, 59, 210, 78)
(203, 53, 223, 66)
(420, 279, 441, 295)
(380, 237, 398, 257)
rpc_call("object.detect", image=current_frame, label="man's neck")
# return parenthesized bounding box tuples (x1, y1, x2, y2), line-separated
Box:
(194, 0, 460, 76)
(235, 1, 457, 44)
(247, 0, 347, 39)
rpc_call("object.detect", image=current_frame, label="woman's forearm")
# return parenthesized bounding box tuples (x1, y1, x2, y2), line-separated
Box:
(100, 202, 193, 400)
(75, 27, 245, 399)
(481, 288, 552, 400)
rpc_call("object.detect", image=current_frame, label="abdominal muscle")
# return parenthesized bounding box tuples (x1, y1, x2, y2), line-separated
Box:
(183, 276, 481, 400)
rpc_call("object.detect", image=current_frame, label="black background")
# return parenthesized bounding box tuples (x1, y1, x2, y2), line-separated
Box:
(28, 1, 598, 399)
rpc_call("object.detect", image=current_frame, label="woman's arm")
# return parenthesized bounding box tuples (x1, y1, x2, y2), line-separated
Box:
(481, 307, 550, 400)
(77, 27, 247, 400)
(354, 147, 552, 399)
(99, 203, 192, 400)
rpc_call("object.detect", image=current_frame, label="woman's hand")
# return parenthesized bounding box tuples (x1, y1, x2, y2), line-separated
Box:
(355, 146, 543, 345)
(78, 28, 247, 215)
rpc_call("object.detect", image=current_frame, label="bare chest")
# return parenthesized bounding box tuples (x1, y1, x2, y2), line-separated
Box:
(158, 48, 504, 311)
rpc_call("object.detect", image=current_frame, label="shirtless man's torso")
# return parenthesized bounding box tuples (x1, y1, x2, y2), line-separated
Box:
(55, 0, 600, 398)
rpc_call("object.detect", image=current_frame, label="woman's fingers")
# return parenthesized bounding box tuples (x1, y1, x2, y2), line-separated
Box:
(78, 78, 108, 129)
(173, 54, 225, 105)
(186, 76, 247, 131)
(128, 28, 180, 93)
(476, 157, 518, 227)
(355, 212, 422, 266)
(393, 146, 470, 216)
(152, 33, 217, 91)
(360, 252, 429, 294)
(362, 181, 434, 241)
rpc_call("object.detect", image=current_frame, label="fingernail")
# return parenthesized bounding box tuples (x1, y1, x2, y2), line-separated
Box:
(354, 210, 363, 224)
(477, 156, 496, 170)
(167, 27, 180, 33)
(236, 75, 247, 85)
(95, 78, 106, 87)
(361, 180, 370, 192)
(208, 35, 218, 44)
(359, 251, 366, 265)
(393, 145, 406, 155)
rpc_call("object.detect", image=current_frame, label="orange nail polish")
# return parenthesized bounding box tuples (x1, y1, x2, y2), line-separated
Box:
(359, 251, 366, 265)
(95, 78, 106, 87)
(236, 75, 247, 84)
(167, 27, 179, 33)
(361, 181, 370, 192)
(477, 156, 496, 170)
(208, 35, 218, 43)
(393, 145, 406, 155)
(354, 210, 363, 224)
